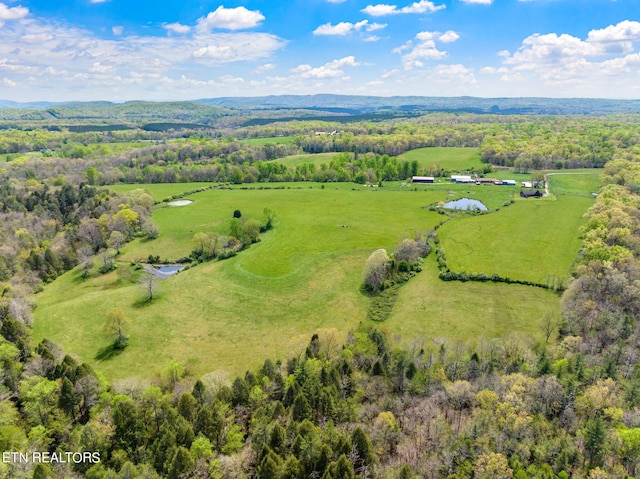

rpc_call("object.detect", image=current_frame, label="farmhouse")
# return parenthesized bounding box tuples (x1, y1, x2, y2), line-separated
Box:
(412, 176, 435, 183)
(502, 179, 517, 186)
(520, 189, 542, 198)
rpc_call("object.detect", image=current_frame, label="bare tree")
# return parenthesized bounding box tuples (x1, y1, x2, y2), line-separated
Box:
(78, 245, 94, 279)
(140, 270, 159, 301)
(541, 311, 557, 344)
(104, 307, 129, 349)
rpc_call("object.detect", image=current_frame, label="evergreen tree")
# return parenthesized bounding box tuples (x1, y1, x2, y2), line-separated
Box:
(168, 446, 194, 479)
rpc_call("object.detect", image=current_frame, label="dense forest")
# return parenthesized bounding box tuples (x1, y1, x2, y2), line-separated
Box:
(3, 114, 640, 188)
(2, 107, 640, 478)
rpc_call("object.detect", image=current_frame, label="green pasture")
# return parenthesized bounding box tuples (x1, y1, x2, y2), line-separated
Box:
(381, 254, 562, 342)
(547, 171, 601, 196)
(240, 135, 297, 146)
(34, 185, 449, 378)
(33, 179, 585, 380)
(398, 147, 484, 171)
(438, 172, 598, 285)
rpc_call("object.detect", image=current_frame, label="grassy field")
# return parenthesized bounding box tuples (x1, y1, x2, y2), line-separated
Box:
(437, 195, 592, 285)
(35, 185, 450, 378)
(33, 175, 593, 380)
(381, 254, 562, 342)
(240, 135, 298, 146)
(548, 170, 602, 196)
(398, 147, 484, 171)
(437, 171, 599, 285)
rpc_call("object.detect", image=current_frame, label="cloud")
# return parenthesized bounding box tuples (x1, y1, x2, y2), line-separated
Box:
(2, 77, 16, 87)
(0, 9, 286, 100)
(313, 20, 386, 36)
(253, 63, 276, 74)
(20, 33, 54, 44)
(439, 30, 460, 43)
(196, 6, 265, 31)
(587, 20, 640, 43)
(0, 2, 28, 27)
(491, 20, 640, 95)
(112, 26, 123, 35)
(90, 62, 114, 73)
(479, 66, 508, 74)
(395, 30, 459, 69)
(191, 34, 283, 62)
(291, 56, 360, 79)
(432, 64, 476, 84)
(163, 22, 191, 34)
(362, 0, 445, 16)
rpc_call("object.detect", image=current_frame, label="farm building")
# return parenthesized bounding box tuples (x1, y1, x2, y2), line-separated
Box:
(412, 176, 435, 183)
(477, 178, 500, 184)
(522, 181, 533, 188)
(451, 175, 474, 183)
(502, 180, 517, 186)
(520, 189, 542, 198)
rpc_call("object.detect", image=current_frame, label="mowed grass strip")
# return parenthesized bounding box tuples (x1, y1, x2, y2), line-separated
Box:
(398, 147, 485, 171)
(438, 195, 593, 284)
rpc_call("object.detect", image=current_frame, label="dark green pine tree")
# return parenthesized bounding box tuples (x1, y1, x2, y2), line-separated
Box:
(281, 455, 305, 479)
(192, 379, 206, 405)
(32, 464, 49, 479)
(258, 450, 282, 479)
(292, 393, 312, 422)
(351, 426, 375, 471)
(269, 423, 287, 455)
(177, 392, 197, 423)
(168, 446, 194, 479)
(59, 377, 79, 419)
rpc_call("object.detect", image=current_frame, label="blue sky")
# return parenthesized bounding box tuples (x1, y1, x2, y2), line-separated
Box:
(0, 0, 639, 101)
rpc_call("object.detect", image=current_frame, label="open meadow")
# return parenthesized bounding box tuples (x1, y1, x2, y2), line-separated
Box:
(33, 174, 596, 379)
(398, 147, 485, 171)
(437, 171, 599, 285)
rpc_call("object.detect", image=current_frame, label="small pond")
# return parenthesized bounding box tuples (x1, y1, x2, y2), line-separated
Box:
(148, 264, 184, 277)
(442, 198, 488, 211)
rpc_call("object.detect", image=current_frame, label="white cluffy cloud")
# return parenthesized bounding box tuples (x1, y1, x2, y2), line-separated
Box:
(587, 20, 640, 43)
(314, 20, 387, 36)
(196, 6, 265, 31)
(0, 2, 28, 27)
(394, 30, 459, 69)
(0, 4, 285, 101)
(482, 20, 640, 96)
(163, 23, 191, 34)
(292, 56, 360, 79)
(362, 0, 445, 17)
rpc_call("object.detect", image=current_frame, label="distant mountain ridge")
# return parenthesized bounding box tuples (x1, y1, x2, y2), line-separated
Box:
(2, 95, 640, 117)
(195, 94, 640, 115)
